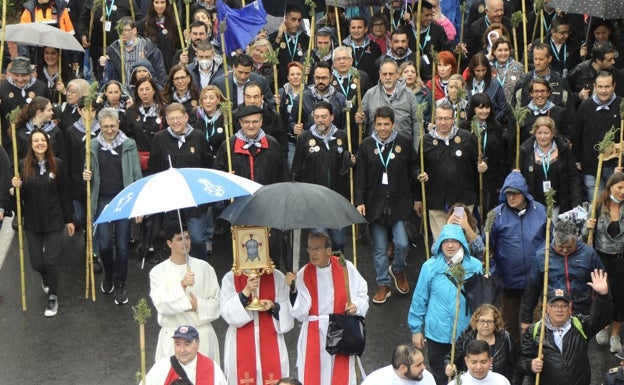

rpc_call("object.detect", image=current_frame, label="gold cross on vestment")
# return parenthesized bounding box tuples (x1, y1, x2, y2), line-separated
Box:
(240, 372, 255, 385)
(265, 373, 278, 385)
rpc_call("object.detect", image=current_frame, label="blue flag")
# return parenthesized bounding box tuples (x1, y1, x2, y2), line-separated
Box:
(217, 0, 267, 55)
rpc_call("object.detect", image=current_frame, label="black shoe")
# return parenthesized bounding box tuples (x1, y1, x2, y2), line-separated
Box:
(114, 285, 128, 305)
(93, 256, 102, 274)
(100, 279, 114, 294)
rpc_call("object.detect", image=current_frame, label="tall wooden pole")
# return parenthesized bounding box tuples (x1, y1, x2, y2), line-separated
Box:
(10, 107, 27, 311)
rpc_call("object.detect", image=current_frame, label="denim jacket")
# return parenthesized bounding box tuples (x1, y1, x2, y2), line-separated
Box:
(583, 204, 624, 255)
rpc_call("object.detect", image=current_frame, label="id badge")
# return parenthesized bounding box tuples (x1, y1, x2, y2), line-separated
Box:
(382, 172, 389, 185)
(105, 21, 112, 32)
(562, 69, 568, 78)
(422, 54, 430, 65)
(543, 180, 551, 192)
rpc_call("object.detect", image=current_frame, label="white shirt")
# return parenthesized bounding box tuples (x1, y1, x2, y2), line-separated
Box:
(362, 365, 436, 385)
(448, 371, 511, 385)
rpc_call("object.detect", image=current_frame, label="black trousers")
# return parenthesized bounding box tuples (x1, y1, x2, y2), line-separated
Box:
(26, 230, 63, 295)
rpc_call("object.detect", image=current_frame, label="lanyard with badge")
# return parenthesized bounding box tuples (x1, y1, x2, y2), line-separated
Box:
(104, 0, 116, 32)
(538, 145, 555, 192)
(550, 40, 567, 77)
(335, 72, 352, 97)
(350, 42, 366, 68)
(416, 25, 431, 65)
(285, 32, 301, 61)
(376, 141, 394, 185)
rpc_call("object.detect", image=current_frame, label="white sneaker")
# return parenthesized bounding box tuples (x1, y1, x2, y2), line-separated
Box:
(611, 335, 622, 353)
(596, 327, 610, 345)
(41, 281, 49, 295)
(44, 295, 58, 317)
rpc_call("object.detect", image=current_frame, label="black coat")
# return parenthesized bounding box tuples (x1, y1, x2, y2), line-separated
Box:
(268, 30, 310, 88)
(519, 294, 613, 385)
(520, 105, 570, 143)
(125, 108, 163, 153)
(18, 157, 73, 232)
(63, 123, 98, 201)
(233, 104, 288, 158)
(148, 128, 212, 173)
(519, 136, 582, 212)
(188, 109, 226, 155)
(215, 134, 288, 185)
(355, 133, 418, 224)
(0, 79, 49, 149)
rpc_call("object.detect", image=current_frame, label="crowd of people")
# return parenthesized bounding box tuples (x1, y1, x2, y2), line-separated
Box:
(4, 0, 624, 384)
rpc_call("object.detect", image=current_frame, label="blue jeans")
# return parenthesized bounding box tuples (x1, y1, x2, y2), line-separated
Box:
(187, 206, 214, 259)
(583, 166, 614, 202)
(370, 221, 408, 286)
(287, 142, 296, 173)
(313, 227, 347, 252)
(95, 196, 130, 286)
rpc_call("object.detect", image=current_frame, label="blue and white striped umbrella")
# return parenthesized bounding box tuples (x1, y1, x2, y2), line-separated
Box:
(94, 168, 262, 224)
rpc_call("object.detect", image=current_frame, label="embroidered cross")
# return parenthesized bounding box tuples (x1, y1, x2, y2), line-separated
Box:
(240, 372, 255, 385)
(265, 374, 278, 385)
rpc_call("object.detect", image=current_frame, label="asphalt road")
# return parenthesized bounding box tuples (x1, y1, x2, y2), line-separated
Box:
(0, 220, 619, 385)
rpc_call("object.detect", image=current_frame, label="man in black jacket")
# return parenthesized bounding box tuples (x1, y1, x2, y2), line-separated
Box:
(520, 270, 612, 385)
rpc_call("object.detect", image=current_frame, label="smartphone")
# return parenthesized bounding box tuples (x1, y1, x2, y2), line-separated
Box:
(453, 206, 465, 219)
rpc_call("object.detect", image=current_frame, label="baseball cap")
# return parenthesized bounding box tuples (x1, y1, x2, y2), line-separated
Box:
(547, 288, 571, 304)
(172, 325, 199, 341)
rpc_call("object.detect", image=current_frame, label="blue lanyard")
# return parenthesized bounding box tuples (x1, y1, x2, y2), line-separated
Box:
(392, 10, 404, 30)
(495, 61, 509, 87)
(550, 40, 566, 67)
(542, 17, 551, 34)
(538, 146, 554, 179)
(105, 0, 116, 19)
(333, 70, 351, 96)
(419, 26, 431, 55)
(375, 141, 393, 170)
(472, 79, 484, 94)
(285, 32, 300, 61)
(350, 42, 365, 67)
(203, 112, 218, 140)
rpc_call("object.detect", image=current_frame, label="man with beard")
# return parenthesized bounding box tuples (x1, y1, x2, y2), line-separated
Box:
(210, 54, 274, 110)
(307, 28, 334, 83)
(362, 344, 435, 385)
(291, 101, 355, 251)
(378, 28, 416, 68)
(567, 43, 620, 107)
(269, 4, 309, 87)
(291, 62, 346, 132)
(174, 20, 211, 67)
(355, 59, 422, 150)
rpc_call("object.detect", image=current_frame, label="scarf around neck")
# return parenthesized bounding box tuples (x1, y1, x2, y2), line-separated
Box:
(96, 130, 128, 155)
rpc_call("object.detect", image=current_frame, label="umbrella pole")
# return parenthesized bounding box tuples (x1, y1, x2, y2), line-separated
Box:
(10, 108, 27, 311)
(292, 229, 301, 272)
(536, 189, 555, 385)
(176, 208, 190, 267)
(58, 51, 63, 105)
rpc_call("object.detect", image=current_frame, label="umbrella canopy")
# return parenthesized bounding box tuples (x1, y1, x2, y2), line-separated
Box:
(219, 182, 366, 230)
(95, 168, 262, 224)
(1, 23, 84, 52)
(549, 0, 624, 19)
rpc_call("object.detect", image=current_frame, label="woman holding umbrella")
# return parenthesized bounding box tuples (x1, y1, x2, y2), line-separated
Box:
(10, 128, 75, 317)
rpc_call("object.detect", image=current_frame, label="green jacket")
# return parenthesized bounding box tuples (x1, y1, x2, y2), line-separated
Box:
(88, 137, 142, 211)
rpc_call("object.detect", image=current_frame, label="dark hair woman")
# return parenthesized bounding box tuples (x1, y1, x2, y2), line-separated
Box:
(464, 52, 509, 123)
(161, 64, 200, 115)
(137, 0, 182, 72)
(14, 96, 65, 160)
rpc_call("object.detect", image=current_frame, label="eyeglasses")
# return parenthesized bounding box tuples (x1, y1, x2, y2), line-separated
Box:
(548, 303, 569, 310)
(435, 116, 454, 121)
(122, 28, 134, 33)
(173, 75, 189, 82)
(477, 319, 495, 325)
(167, 116, 186, 122)
(334, 57, 351, 62)
(101, 124, 118, 130)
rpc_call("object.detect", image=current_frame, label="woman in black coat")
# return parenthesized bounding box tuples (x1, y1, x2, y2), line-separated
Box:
(519, 116, 582, 214)
(11, 128, 74, 317)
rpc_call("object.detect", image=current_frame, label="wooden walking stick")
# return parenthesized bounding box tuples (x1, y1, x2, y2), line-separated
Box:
(456, 2, 467, 72)
(619, 99, 624, 168)
(265, 48, 281, 113)
(116, 21, 126, 86)
(333, 0, 342, 45)
(521, 0, 528, 71)
(484, 209, 496, 275)
(414, 0, 424, 76)
(0, 0, 6, 145)
(471, 117, 484, 228)
(84, 82, 99, 301)
(430, 48, 438, 126)
(447, 261, 466, 382)
(344, 93, 358, 267)
(303, 0, 316, 86)
(102, 0, 107, 52)
(535, 188, 556, 385)
(416, 103, 430, 259)
(513, 106, 530, 169)
(184, 0, 191, 33)
(511, 11, 522, 63)
(355, 70, 363, 145)
(10, 107, 26, 311)
(588, 126, 618, 245)
(172, 0, 186, 50)
(128, 0, 135, 21)
(133, 298, 152, 385)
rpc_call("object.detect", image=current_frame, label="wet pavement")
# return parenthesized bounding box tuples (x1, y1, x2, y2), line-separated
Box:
(0, 220, 619, 384)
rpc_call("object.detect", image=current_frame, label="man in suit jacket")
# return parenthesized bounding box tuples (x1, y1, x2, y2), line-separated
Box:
(210, 54, 275, 110)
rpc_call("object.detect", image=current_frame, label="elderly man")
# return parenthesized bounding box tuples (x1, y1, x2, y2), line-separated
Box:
(83, 108, 142, 305)
(355, 59, 422, 150)
(466, 0, 514, 58)
(144, 325, 227, 385)
(409, 224, 483, 385)
(451, 340, 511, 385)
(520, 220, 605, 333)
(519, 275, 612, 385)
(149, 223, 221, 364)
(292, 231, 369, 385)
(362, 344, 435, 385)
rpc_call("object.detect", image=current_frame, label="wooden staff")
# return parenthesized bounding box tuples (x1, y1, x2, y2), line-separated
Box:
(303, 0, 316, 86)
(430, 48, 437, 126)
(265, 48, 280, 114)
(219, 20, 234, 173)
(416, 103, 430, 259)
(0, 0, 7, 145)
(521, 0, 528, 71)
(185, 0, 190, 32)
(588, 126, 618, 245)
(116, 22, 126, 86)
(84, 82, 99, 301)
(172, 0, 186, 50)
(355, 71, 363, 145)
(57, 51, 63, 105)
(472, 118, 484, 229)
(619, 99, 624, 168)
(129, 0, 135, 20)
(535, 188, 556, 385)
(484, 209, 496, 275)
(333, 0, 342, 45)
(456, 2, 467, 72)
(133, 298, 152, 385)
(102, 0, 107, 52)
(539, 9, 544, 43)
(513, 107, 529, 169)
(511, 12, 522, 63)
(414, 0, 423, 76)
(447, 262, 466, 383)
(344, 88, 357, 267)
(10, 107, 26, 311)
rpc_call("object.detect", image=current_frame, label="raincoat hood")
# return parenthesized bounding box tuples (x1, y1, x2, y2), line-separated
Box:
(130, 58, 156, 80)
(432, 224, 470, 257)
(498, 171, 535, 204)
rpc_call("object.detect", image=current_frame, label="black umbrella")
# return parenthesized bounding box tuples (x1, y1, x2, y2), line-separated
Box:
(549, 0, 624, 19)
(219, 182, 366, 230)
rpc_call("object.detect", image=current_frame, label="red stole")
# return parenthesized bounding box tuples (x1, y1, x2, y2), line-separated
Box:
(233, 273, 282, 385)
(163, 353, 215, 385)
(302, 256, 351, 385)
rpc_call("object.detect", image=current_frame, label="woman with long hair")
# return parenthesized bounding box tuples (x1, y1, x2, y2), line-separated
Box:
(584, 171, 624, 353)
(426, 50, 457, 102)
(14, 96, 65, 160)
(491, 38, 524, 104)
(161, 64, 200, 115)
(35, 46, 75, 104)
(464, 52, 509, 123)
(11, 128, 75, 317)
(583, 19, 624, 69)
(137, 0, 182, 72)
(399, 61, 432, 124)
(190, 85, 227, 155)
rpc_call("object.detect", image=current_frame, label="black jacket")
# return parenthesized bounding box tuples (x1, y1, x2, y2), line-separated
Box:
(148, 128, 213, 173)
(519, 293, 613, 385)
